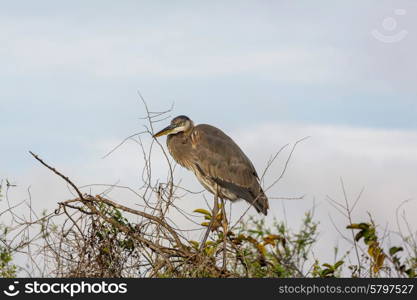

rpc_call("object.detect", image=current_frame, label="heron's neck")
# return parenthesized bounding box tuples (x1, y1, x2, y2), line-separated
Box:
(183, 124, 195, 137)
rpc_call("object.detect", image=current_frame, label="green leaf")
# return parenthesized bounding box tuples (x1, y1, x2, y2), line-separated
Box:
(321, 269, 334, 277)
(354, 231, 364, 242)
(194, 209, 212, 217)
(347, 223, 370, 230)
(389, 246, 404, 256)
(334, 260, 344, 269)
(189, 240, 199, 249)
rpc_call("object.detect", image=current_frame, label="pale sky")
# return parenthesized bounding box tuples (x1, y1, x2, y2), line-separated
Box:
(1, 0, 417, 271)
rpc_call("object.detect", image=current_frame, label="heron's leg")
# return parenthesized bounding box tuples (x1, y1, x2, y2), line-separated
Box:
(220, 198, 228, 271)
(199, 191, 219, 251)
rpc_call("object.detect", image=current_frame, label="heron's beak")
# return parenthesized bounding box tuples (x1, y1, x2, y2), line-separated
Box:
(153, 125, 176, 138)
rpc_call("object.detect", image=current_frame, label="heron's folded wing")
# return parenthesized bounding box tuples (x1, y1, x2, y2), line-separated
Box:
(190, 124, 259, 190)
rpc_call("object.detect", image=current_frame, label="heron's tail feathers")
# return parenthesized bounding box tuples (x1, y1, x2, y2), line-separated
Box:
(252, 189, 269, 216)
(212, 177, 269, 215)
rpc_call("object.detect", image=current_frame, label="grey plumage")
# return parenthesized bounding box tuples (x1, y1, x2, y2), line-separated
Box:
(154, 116, 269, 215)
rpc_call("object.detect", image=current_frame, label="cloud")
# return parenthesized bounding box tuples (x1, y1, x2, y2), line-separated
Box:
(234, 122, 417, 212)
(2, 0, 415, 90)
(1, 25, 345, 84)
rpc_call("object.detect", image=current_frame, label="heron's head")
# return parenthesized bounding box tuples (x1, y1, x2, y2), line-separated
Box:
(153, 115, 194, 138)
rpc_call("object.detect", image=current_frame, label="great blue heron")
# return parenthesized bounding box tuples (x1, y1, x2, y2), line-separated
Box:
(153, 115, 269, 216)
